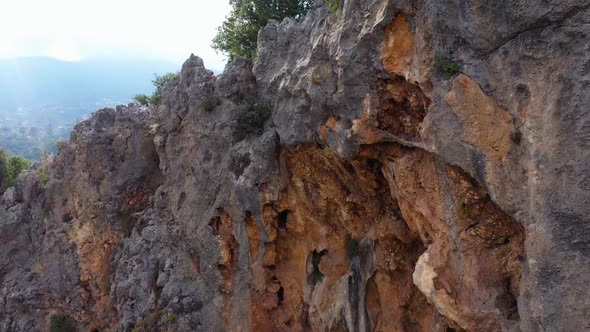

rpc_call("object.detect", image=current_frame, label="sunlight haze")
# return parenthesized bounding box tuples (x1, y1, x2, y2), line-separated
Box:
(0, 0, 232, 70)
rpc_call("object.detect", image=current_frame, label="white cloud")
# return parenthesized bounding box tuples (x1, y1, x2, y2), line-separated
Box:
(0, 0, 231, 69)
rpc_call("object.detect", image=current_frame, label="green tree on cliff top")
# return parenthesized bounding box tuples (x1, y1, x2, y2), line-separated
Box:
(212, 0, 314, 60)
(0, 149, 31, 189)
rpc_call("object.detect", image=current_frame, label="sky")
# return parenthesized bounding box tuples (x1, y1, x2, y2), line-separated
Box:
(0, 0, 232, 71)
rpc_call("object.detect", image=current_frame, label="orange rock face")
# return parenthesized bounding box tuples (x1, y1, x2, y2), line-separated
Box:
(444, 74, 517, 162)
(354, 77, 430, 144)
(67, 221, 121, 330)
(209, 209, 239, 324)
(243, 145, 446, 331)
(385, 149, 524, 331)
(237, 137, 524, 331)
(381, 14, 415, 77)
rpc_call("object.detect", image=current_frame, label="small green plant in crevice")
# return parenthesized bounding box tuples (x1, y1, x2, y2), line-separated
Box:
(235, 100, 272, 138)
(435, 55, 461, 79)
(202, 97, 221, 112)
(165, 313, 177, 323)
(41, 209, 50, 220)
(323, 0, 340, 13)
(434, 55, 461, 80)
(50, 314, 76, 332)
(37, 171, 49, 186)
(458, 202, 480, 219)
(308, 74, 322, 85)
(345, 233, 359, 257)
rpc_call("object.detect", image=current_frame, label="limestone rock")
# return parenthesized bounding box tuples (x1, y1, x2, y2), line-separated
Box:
(1, 0, 589, 331)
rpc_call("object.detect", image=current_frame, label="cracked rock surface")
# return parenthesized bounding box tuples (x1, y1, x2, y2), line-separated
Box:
(1, 0, 589, 331)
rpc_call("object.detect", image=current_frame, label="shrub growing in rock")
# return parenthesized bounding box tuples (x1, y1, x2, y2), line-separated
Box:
(434, 55, 461, 80)
(7, 155, 31, 187)
(37, 171, 49, 186)
(202, 97, 222, 112)
(235, 100, 272, 138)
(133, 73, 177, 107)
(165, 313, 177, 323)
(133, 94, 150, 106)
(0, 149, 7, 190)
(323, 0, 339, 12)
(50, 314, 76, 332)
(150, 73, 176, 105)
(0, 149, 31, 189)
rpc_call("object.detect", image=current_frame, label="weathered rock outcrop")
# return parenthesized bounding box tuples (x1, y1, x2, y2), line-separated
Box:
(1, 0, 589, 331)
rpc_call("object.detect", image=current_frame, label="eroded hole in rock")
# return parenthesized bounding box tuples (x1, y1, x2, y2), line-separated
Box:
(62, 212, 73, 223)
(307, 249, 327, 286)
(374, 76, 430, 140)
(277, 210, 289, 230)
(209, 216, 221, 235)
(229, 247, 236, 262)
(343, 161, 356, 175)
(510, 130, 522, 145)
(515, 84, 530, 99)
(277, 286, 285, 305)
(229, 152, 251, 178)
(119, 213, 146, 238)
(177, 191, 186, 210)
(496, 278, 519, 321)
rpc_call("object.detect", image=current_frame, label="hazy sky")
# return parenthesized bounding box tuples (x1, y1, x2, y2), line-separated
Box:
(0, 0, 232, 70)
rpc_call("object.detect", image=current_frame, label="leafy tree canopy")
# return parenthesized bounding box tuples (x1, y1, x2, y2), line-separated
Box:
(212, 0, 314, 60)
(0, 149, 32, 189)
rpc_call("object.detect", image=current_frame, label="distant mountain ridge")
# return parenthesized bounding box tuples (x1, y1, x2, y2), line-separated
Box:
(0, 56, 182, 109)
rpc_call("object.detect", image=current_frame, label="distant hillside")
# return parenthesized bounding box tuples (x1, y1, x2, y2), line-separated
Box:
(0, 56, 181, 109)
(0, 56, 183, 159)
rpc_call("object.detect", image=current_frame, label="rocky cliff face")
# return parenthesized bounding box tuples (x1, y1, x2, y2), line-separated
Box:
(1, 0, 589, 331)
